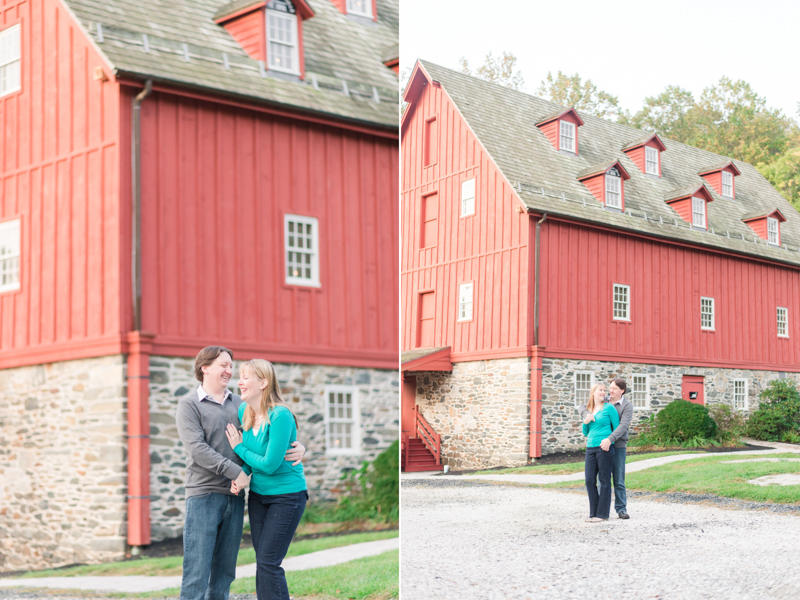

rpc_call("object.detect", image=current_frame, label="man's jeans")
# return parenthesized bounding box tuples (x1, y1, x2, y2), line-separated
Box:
(249, 490, 307, 600)
(180, 492, 245, 600)
(612, 446, 627, 514)
(585, 445, 615, 519)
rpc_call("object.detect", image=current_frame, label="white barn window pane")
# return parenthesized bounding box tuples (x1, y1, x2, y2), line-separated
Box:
(701, 297, 714, 330)
(325, 386, 360, 455)
(0, 24, 21, 97)
(0, 219, 20, 293)
(692, 197, 706, 228)
(268, 11, 298, 74)
(733, 379, 747, 410)
(613, 284, 629, 320)
(285, 215, 319, 286)
(346, 0, 372, 16)
(560, 121, 575, 153)
(632, 375, 648, 408)
(458, 282, 473, 321)
(606, 174, 621, 209)
(778, 307, 788, 337)
(768, 217, 779, 246)
(722, 171, 733, 197)
(575, 372, 593, 407)
(645, 146, 658, 175)
(461, 178, 475, 216)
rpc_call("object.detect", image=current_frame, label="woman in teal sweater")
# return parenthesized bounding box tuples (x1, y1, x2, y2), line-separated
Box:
(582, 382, 619, 522)
(225, 359, 307, 600)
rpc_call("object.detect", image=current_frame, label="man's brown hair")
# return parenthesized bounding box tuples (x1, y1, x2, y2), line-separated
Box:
(612, 378, 627, 394)
(194, 346, 234, 382)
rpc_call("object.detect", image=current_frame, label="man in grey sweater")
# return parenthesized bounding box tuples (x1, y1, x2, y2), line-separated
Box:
(579, 378, 633, 519)
(176, 346, 305, 600)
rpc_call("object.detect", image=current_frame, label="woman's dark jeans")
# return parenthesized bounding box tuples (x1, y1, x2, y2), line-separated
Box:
(585, 445, 616, 519)
(249, 490, 307, 600)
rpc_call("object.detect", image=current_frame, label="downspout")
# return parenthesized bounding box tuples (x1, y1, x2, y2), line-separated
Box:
(128, 80, 153, 552)
(530, 213, 547, 459)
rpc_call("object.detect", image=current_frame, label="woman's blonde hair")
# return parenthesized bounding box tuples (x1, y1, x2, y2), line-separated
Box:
(586, 382, 606, 413)
(240, 359, 297, 431)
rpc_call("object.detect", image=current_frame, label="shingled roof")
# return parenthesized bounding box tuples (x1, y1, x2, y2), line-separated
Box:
(416, 60, 800, 267)
(62, 0, 398, 130)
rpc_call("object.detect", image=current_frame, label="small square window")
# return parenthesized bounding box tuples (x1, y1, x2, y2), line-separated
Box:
(285, 214, 320, 287)
(767, 217, 779, 246)
(458, 282, 473, 321)
(632, 374, 649, 409)
(574, 371, 594, 407)
(777, 307, 788, 338)
(732, 379, 747, 410)
(560, 121, 575, 153)
(267, 10, 299, 75)
(692, 197, 706, 229)
(722, 171, 733, 198)
(613, 283, 630, 321)
(324, 386, 360, 455)
(0, 24, 21, 97)
(346, 0, 372, 17)
(605, 173, 622, 209)
(701, 297, 714, 330)
(0, 218, 20, 293)
(645, 146, 659, 175)
(461, 178, 475, 216)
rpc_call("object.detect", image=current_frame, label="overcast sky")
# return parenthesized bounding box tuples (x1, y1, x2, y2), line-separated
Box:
(400, 0, 800, 120)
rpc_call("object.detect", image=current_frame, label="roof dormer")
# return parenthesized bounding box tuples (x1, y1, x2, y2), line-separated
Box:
(664, 184, 715, 231)
(536, 107, 584, 155)
(622, 133, 667, 178)
(577, 160, 631, 211)
(331, 0, 378, 22)
(742, 209, 786, 247)
(698, 161, 741, 200)
(215, 0, 315, 79)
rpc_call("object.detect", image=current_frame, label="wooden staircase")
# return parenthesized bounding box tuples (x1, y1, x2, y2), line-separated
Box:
(403, 437, 444, 472)
(401, 410, 443, 472)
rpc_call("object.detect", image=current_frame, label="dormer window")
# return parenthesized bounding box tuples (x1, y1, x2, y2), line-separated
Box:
(768, 217, 779, 246)
(698, 161, 740, 199)
(577, 160, 630, 211)
(605, 169, 622, 209)
(664, 184, 714, 230)
(347, 0, 372, 17)
(692, 197, 706, 229)
(560, 121, 575, 153)
(267, 8, 299, 75)
(622, 133, 666, 178)
(742, 208, 785, 246)
(536, 107, 584, 155)
(722, 171, 733, 198)
(645, 146, 658, 175)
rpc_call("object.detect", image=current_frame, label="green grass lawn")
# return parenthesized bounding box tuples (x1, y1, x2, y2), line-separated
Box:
(545, 453, 800, 503)
(472, 451, 703, 476)
(15, 530, 398, 579)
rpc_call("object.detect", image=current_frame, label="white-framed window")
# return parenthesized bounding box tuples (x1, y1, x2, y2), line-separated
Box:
(777, 307, 788, 338)
(732, 378, 748, 410)
(767, 217, 779, 246)
(722, 171, 733, 197)
(458, 282, 473, 321)
(324, 385, 360, 455)
(575, 371, 594, 407)
(461, 178, 475, 217)
(701, 296, 714, 330)
(559, 120, 575, 153)
(692, 197, 706, 229)
(284, 214, 320, 287)
(645, 146, 659, 175)
(267, 10, 299, 75)
(605, 173, 622, 209)
(346, 0, 372, 17)
(0, 219, 20, 293)
(631, 374, 649, 409)
(0, 24, 21, 97)
(613, 283, 630, 321)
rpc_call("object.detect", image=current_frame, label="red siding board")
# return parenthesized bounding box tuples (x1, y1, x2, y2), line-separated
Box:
(222, 10, 265, 62)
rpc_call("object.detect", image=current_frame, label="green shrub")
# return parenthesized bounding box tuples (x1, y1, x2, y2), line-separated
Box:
(745, 380, 800, 442)
(708, 403, 746, 443)
(328, 441, 399, 524)
(654, 400, 717, 442)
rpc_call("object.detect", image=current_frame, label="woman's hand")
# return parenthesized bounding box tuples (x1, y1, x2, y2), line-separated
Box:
(226, 423, 243, 449)
(583, 414, 596, 425)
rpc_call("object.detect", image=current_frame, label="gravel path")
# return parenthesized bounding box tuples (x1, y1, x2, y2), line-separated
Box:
(401, 480, 800, 600)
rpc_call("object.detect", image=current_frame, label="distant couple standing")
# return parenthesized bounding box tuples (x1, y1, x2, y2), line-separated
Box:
(579, 378, 632, 522)
(175, 346, 308, 600)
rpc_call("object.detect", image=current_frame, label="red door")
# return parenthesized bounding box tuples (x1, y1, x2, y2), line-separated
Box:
(402, 375, 417, 437)
(682, 375, 705, 405)
(417, 292, 435, 347)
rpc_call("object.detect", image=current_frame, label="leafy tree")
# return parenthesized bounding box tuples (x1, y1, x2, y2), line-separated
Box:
(459, 51, 524, 91)
(535, 71, 624, 120)
(621, 85, 697, 141)
(758, 147, 800, 207)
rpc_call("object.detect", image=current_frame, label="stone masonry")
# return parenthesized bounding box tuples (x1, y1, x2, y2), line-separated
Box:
(147, 356, 399, 541)
(414, 358, 531, 470)
(0, 355, 128, 572)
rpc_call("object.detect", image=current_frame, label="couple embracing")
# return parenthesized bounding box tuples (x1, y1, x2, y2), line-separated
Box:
(176, 346, 307, 600)
(579, 378, 633, 522)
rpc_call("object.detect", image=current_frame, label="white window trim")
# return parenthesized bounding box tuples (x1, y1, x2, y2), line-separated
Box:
(346, 0, 373, 17)
(767, 217, 779, 246)
(284, 214, 320, 287)
(645, 146, 659, 175)
(0, 218, 21, 293)
(0, 24, 21, 98)
(701, 296, 715, 330)
(267, 10, 300, 76)
(777, 306, 789, 338)
(732, 378, 748, 411)
(692, 197, 706, 229)
(612, 283, 630, 322)
(631, 374, 650, 409)
(458, 282, 473, 322)
(559, 120, 575, 153)
(722, 171, 733, 198)
(324, 385, 361, 456)
(574, 371, 594, 407)
(605, 173, 622, 209)
(461, 178, 475, 217)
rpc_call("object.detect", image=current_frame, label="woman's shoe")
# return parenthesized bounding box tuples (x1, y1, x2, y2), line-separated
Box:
(586, 517, 607, 523)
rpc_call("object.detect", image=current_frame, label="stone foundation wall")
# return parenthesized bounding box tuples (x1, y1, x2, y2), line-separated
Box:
(0, 356, 128, 571)
(414, 358, 530, 470)
(148, 357, 398, 541)
(541, 358, 800, 454)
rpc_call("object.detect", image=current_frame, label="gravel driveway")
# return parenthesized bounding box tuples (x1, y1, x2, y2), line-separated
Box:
(401, 480, 800, 600)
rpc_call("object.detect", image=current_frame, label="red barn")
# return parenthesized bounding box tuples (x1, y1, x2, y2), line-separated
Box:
(0, 0, 398, 570)
(400, 60, 800, 472)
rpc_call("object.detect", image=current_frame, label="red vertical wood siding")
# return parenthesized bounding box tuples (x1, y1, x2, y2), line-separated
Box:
(0, 0, 123, 366)
(539, 219, 800, 369)
(135, 90, 398, 367)
(221, 10, 265, 62)
(669, 198, 694, 224)
(745, 218, 769, 240)
(701, 169, 738, 197)
(538, 120, 558, 151)
(581, 173, 605, 205)
(624, 141, 662, 176)
(401, 80, 529, 358)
